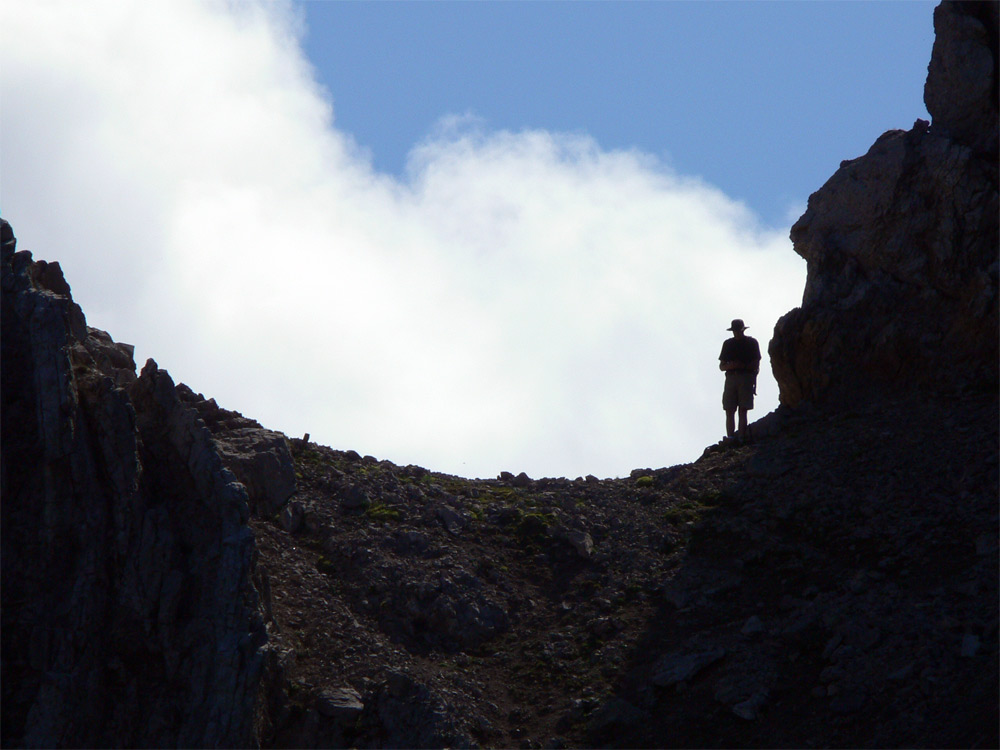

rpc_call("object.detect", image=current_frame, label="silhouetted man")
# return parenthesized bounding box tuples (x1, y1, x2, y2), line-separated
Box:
(719, 319, 761, 440)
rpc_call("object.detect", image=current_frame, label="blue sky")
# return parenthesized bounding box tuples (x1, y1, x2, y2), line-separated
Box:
(299, 0, 934, 227)
(1, 0, 938, 479)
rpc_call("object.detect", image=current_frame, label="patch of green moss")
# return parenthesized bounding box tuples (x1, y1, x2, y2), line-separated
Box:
(663, 499, 706, 525)
(297, 449, 323, 465)
(365, 502, 401, 522)
(515, 511, 555, 546)
(439, 477, 471, 495)
(635, 475, 655, 488)
(487, 486, 520, 502)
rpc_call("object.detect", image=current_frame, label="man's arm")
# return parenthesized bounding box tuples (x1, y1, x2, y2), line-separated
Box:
(720, 339, 736, 371)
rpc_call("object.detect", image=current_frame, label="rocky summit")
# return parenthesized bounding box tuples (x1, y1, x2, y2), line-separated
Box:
(1, 2, 997, 748)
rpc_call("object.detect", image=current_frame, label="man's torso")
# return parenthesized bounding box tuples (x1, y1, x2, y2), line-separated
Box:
(720, 336, 761, 372)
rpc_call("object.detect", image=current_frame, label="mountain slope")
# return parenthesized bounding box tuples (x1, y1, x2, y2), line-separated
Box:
(245, 388, 997, 748)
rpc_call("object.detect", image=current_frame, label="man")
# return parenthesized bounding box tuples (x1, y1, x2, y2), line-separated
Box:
(719, 319, 761, 440)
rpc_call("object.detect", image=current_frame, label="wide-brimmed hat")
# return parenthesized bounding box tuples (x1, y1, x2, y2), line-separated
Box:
(727, 319, 748, 331)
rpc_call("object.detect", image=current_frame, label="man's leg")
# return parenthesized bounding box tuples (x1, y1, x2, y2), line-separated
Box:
(738, 406, 749, 436)
(725, 409, 736, 438)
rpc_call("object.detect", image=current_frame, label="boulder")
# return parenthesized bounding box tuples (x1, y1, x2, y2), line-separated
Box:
(651, 648, 726, 687)
(316, 687, 364, 726)
(369, 672, 474, 748)
(281, 501, 305, 533)
(437, 506, 468, 535)
(552, 525, 595, 558)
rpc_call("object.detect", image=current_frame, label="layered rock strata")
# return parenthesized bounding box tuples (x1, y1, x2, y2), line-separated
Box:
(0, 219, 272, 747)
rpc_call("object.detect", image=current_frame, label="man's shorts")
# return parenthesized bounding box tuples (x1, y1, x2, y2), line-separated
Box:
(723, 371, 756, 411)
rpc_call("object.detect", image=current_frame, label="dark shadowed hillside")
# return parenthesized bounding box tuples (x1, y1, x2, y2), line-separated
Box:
(1, 1, 996, 747)
(240, 388, 996, 748)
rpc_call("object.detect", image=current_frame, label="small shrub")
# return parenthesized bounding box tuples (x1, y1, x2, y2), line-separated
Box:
(635, 475, 655, 488)
(488, 486, 519, 503)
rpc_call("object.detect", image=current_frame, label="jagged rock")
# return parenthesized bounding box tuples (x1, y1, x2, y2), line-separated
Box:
(281, 501, 305, 533)
(366, 672, 474, 748)
(552, 525, 595, 558)
(732, 690, 769, 721)
(651, 649, 726, 687)
(513, 471, 532, 488)
(175, 383, 296, 518)
(770, 0, 998, 407)
(437, 505, 467, 535)
(315, 687, 364, 726)
(213, 427, 296, 517)
(924, 1, 999, 154)
(81, 326, 138, 386)
(390, 574, 509, 652)
(499, 470, 533, 487)
(1, 220, 268, 748)
(341, 484, 370, 509)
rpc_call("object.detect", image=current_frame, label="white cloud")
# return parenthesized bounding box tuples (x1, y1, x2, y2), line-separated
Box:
(1, 0, 805, 479)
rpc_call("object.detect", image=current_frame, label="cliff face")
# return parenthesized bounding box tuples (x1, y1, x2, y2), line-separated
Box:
(0, 220, 284, 747)
(769, 0, 999, 407)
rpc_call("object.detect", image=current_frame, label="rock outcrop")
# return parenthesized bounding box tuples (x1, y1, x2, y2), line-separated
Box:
(769, 0, 999, 407)
(925, 1, 999, 154)
(0, 219, 273, 747)
(176, 383, 296, 519)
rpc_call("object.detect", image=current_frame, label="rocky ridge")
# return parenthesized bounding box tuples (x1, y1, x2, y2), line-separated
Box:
(1, 1, 997, 747)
